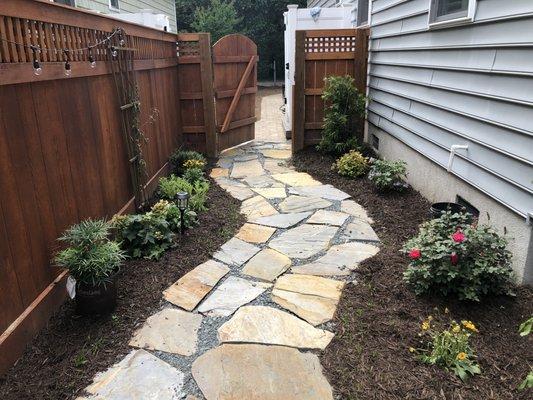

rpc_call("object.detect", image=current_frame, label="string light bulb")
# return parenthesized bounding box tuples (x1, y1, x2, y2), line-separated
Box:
(111, 46, 118, 58)
(118, 29, 125, 46)
(88, 48, 96, 68)
(30, 46, 42, 76)
(63, 50, 71, 77)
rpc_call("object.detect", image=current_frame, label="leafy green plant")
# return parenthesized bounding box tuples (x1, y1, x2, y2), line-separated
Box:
(183, 167, 208, 185)
(518, 317, 533, 390)
(332, 150, 369, 178)
(403, 212, 514, 301)
(317, 75, 366, 156)
(412, 316, 481, 381)
(111, 212, 175, 261)
(169, 149, 206, 176)
(191, 0, 242, 43)
(158, 175, 209, 212)
(151, 200, 198, 231)
(54, 219, 125, 286)
(368, 159, 408, 191)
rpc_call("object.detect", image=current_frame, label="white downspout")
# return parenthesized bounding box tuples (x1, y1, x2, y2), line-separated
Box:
(447, 144, 469, 172)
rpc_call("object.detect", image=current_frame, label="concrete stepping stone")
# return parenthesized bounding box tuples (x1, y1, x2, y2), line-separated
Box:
(252, 187, 287, 199)
(341, 220, 380, 243)
(163, 260, 229, 311)
(242, 248, 291, 282)
(236, 223, 276, 244)
(129, 308, 202, 356)
(341, 199, 374, 223)
(197, 277, 271, 317)
(192, 344, 333, 400)
(272, 274, 344, 326)
(278, 195, 332, 213)
(260, 149, 292, 159)
(230, 159, 264, 179)
(213, 237, 260, 266)
(252, 211, 311, 228)
(289, 184, 351, 201)
(271, 172, 322, 187)
(243, 175, 285, 188)
(80, 350, 185, 400)
(269, 224, 338, 259)
(307, 209, 349, 226)
(263, 158, 294, 174)
(291, 242, 380, 276)
(218, 306, 334, 350)
(240, 195, 279, 220)
(209, 168, 228, 179)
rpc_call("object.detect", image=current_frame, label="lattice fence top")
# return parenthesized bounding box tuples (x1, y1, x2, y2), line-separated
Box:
(304, 35, 358, 53)
(177, 40, 200, 57)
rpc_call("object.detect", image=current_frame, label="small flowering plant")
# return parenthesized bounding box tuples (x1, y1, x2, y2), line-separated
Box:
(411, 313, 481, 382)
(402, 212, 514, 301)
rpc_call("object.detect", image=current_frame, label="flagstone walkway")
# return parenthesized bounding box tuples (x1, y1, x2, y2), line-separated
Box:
(77, 142, 380, 400)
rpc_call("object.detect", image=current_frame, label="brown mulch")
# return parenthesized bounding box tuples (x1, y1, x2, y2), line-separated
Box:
(0, 177, 245, 400)
(293, 148, 533, 400)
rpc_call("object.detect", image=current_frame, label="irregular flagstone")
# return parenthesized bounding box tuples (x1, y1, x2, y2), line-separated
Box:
(289, 184, 351, 201)
(242, 248, 291, 282)
(260, 149, 292, 159)
(263, 158, 294, 174)
(215, 177, 254, 201)
(230, 159, 264, 179)
(269, 224, 338, 259)
(209, 168, 228, 179)
(216, 157, 233, 168)
(278, 195, 331, 213)
(271, 172, 322, 187)
(341, 199, 374, 223)
(197, 277, 270, 317)
(252, 187, 287, 199)
(213, 237, 260, 266)
(82, 350, 185, 400)
(291, 242, 380, 276)
(240, 195, 279, 220)
(218, 306, 334, 350)
(243, 175, 285, 188)
(221, 147, 244, 158)
(252, 211, 311, 229)
(234, 153, 259, 162)
(129, 308, 202, 356)
(236, 223, 276, 244)
(272, 274, 344, 326)
(307, 209, 349, 226)
(341, 219, 380, 243)
(163, 260, 229, 311)
(192, 344, 333, 400)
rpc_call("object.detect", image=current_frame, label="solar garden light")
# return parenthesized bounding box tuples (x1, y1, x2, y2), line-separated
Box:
(175, 192, 190, 235)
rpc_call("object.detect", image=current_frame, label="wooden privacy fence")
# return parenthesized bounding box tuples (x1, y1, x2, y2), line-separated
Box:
(292, 28, 369, 152)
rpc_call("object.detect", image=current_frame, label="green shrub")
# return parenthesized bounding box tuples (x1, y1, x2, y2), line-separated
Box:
(112, 212, 175, 261)
(158, 174, 209, 212)
(182, 167, 208, 185)
(169, 149, 206, 176)
(151, 200, 198, 231)
(317, 75, 366, 156)
(412, 316, 481, 382)
(54, 219, 125, 286)
(403, 212, 513, 301)
(518, 317, 533, 390)
(332, 150, 369, 178)
(368, 159, 408, 191)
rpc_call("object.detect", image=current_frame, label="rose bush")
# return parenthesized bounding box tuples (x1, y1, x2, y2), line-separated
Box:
(403, 212, 514, 301)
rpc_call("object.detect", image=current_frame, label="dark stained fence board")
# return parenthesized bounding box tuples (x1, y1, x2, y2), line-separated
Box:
(292, 28, 369, 151)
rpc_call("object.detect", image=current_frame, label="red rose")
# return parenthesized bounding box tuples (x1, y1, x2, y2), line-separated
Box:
(452, 230, 466, 243)
(409, 249, 421, 260)
(450, 252, 459, 265)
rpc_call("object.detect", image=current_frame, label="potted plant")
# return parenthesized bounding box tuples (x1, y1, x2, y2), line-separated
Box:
(54, 219, 126, 315)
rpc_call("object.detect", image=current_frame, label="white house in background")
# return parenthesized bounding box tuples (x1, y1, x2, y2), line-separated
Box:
(305, 0, 533, 284)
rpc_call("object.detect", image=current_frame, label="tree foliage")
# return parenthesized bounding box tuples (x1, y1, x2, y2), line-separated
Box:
(190, 0, 241, 44)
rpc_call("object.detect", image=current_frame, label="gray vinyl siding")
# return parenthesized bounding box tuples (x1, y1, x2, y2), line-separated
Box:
(73, 0, 177, 33)
(368, 0, 533, 218)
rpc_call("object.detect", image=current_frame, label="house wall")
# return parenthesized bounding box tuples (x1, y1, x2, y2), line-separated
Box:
(366, 0, 533, 284)
(73, 0, 177, 32)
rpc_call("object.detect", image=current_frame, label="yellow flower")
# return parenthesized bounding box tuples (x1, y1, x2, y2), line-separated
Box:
(452, 324, 461, 334)
(427, 316, 433, 321)
(461, 320, 479, 333)
(409, 347, 416, 353)
(456, 352, 467, 361)
(421, 321, 430, 331)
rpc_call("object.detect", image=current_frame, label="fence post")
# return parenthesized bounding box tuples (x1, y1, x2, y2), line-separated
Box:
(198, 33, 217, 158)
(292, 30, 305, 153)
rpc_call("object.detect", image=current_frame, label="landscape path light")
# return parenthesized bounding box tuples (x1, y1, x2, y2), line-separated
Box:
(176, 192, 190, 235)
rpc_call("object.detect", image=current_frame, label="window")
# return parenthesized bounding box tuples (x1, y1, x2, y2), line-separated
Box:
(109, 0, 120, 11)
(356, 0, 370, 27)
(429, 0, 477, 26)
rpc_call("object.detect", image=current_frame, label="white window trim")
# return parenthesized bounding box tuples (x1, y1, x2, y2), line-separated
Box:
(356, 0, 372, 28)
(108, 0, 120, 12)
(428, 0, 477, 29)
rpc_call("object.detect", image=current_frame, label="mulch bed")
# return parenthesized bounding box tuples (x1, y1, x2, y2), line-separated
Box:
(0, 178, 245, 400)
(293, 148, 532, 400)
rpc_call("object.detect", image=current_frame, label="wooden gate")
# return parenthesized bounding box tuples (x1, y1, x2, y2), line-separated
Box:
(292, 29, 369, 152)
(212, 34, 258, 153)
